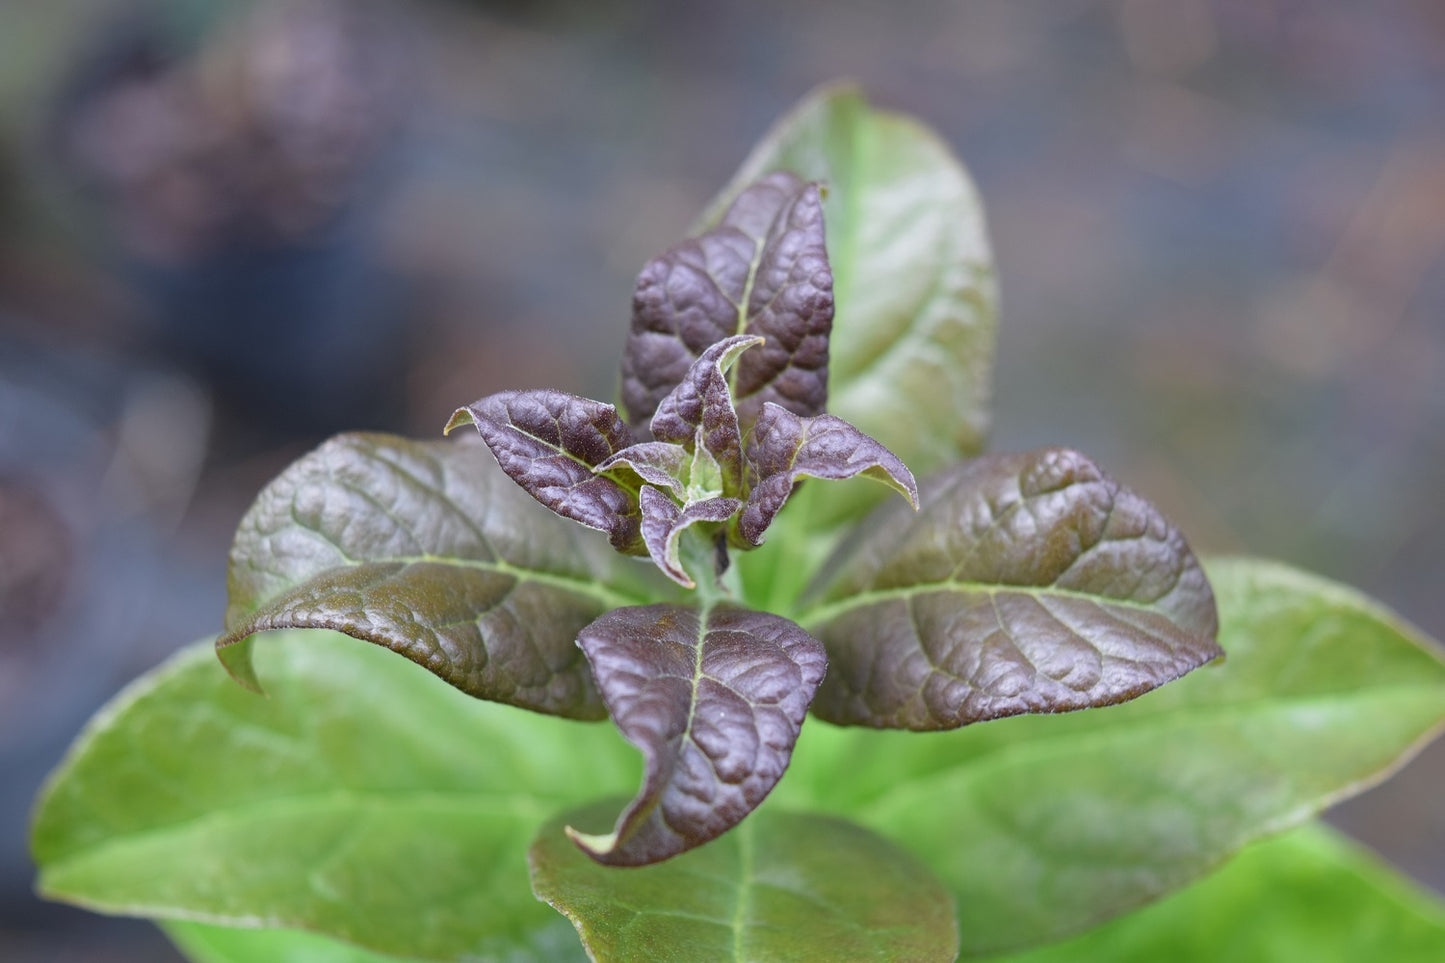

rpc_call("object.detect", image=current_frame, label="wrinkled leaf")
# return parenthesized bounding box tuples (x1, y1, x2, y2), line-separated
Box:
(218, 433, 661, 720)
(737, 402, 918, 547)
(774, 558, 1445, 955)
(447, 390, 642, 552)
(801, 447, 1220, 729)
(31, 632, 639, 960)
(993, 822, 1445, 962)
(649, 334, 761, 494)
(639, 487, 740, 588)
(621, 172, 832, 432)
(695, 84, 996, 525)
(532, 803, 958, 962)
(596, 441, 689, 499)
(569, 604, 827, 866)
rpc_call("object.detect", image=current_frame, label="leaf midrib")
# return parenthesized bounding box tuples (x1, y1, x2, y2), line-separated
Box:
(793, 579, 1186, 627)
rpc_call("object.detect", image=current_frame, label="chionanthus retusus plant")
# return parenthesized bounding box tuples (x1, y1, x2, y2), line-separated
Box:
(31, 85, 1445, 963)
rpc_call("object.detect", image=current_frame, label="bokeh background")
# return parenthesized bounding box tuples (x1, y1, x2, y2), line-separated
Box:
(3, 0, 1442, 959)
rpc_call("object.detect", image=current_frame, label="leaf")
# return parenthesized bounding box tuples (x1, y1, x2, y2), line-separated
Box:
(596, 441, 689, 499)
(694, 84, 997, 525)
(773, 558, 1445, 955)
(218, 432, 663, 720)
(568, 604, 827, 866)
(162, 917, 592, 963)
(991, 822, 1445, 962)
(649, 334, 761, 494)
(736, 402, 918, 547)
(447, 390, 642, 552)
(800, 448, 1220, 729)
(639, 487, 741, 588)
(163, 921, 431, 963)
(621, 172, 833, 432)
(31, 632, 639, 960)
(531, 803, 959, 962)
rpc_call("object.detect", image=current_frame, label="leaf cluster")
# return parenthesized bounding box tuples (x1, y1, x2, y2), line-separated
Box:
(29, 85, 1445, 962)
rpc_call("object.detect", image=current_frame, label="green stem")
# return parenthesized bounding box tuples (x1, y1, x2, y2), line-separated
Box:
(680, 527, 737, 608)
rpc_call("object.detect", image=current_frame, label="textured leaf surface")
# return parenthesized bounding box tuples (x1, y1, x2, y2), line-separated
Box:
(447, 390, 642, 552)
(695, 84, 996, 521)
(621, 172, 832, 432)
(737, 402, 917, 546)
(774, 558, 1445, 955)
(993, 822, 1445, 962)
(649, 334, 760, 495)
(802, 448, 1220, 729)
(532, 803, 958, 962)
(217, 433, 663, 720)
(31, 632, 639, 960)
(569, 605, 827, 866)
(639, 487, 740, 588)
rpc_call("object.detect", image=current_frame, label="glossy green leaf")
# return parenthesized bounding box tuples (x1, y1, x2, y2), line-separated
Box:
(696, 84, 997, 518)
(570, 605, 826, 866)
(162, 918, 590, 963)
(531, 802, 959, 962)
(32, 632, 639, 960)
(991, 822, 1445, 962)
(801, 448, 1220, 729)
(775, 557, 1445, 955)
(218, 432, 664, 720)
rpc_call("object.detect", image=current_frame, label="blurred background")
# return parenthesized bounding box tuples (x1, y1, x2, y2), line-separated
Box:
(2, 0, 1442, 958)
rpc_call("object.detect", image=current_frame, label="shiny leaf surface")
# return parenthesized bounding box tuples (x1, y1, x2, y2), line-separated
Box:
(695, 84, 996, 523)
(569, 604, 827, 866)
(737, 402, 917, 546)
(649, 334, 761, 494)
(775, 558, 1445, 955)
(532, 803, 958, 962)
(32, 632, 638, 960)
(803, 448, 1220, 729)
(218, 433, 660, 720)
(622, 172, 832, 432)
(446, 390, 642, 552)
(992, 822, 1445, 962)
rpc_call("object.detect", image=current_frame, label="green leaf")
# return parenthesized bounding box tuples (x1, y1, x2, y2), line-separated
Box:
(530, 802, 959, 962)
(32, 632, 637, 961)
(774, 558, 1445, 955)
(990, 823, 1445, 962)
(218, 432, 664, 720)
(695, 84, 997, 519)
(161, 917, 590, 963)
(801, 448, 1220, 729)
(621, 172, 833, 434)
(569, 605, 826, 866)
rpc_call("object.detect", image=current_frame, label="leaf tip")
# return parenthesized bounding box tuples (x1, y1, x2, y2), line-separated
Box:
(564, 824, 620, 862)
(214, 635, 268, 696)
(442, 407, 476, 436)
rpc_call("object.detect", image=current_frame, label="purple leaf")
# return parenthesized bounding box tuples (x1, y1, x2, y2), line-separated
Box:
(738, 403, 918, 546)
(569, 604, 827, 866)
(638, 487, 741, 588)
(620, 172, 833, 432)
(447, 390, 641, 553)
(802, 448, 1222, 730)
(650, 334, 760, 494)
(596, 442, 690, 499)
